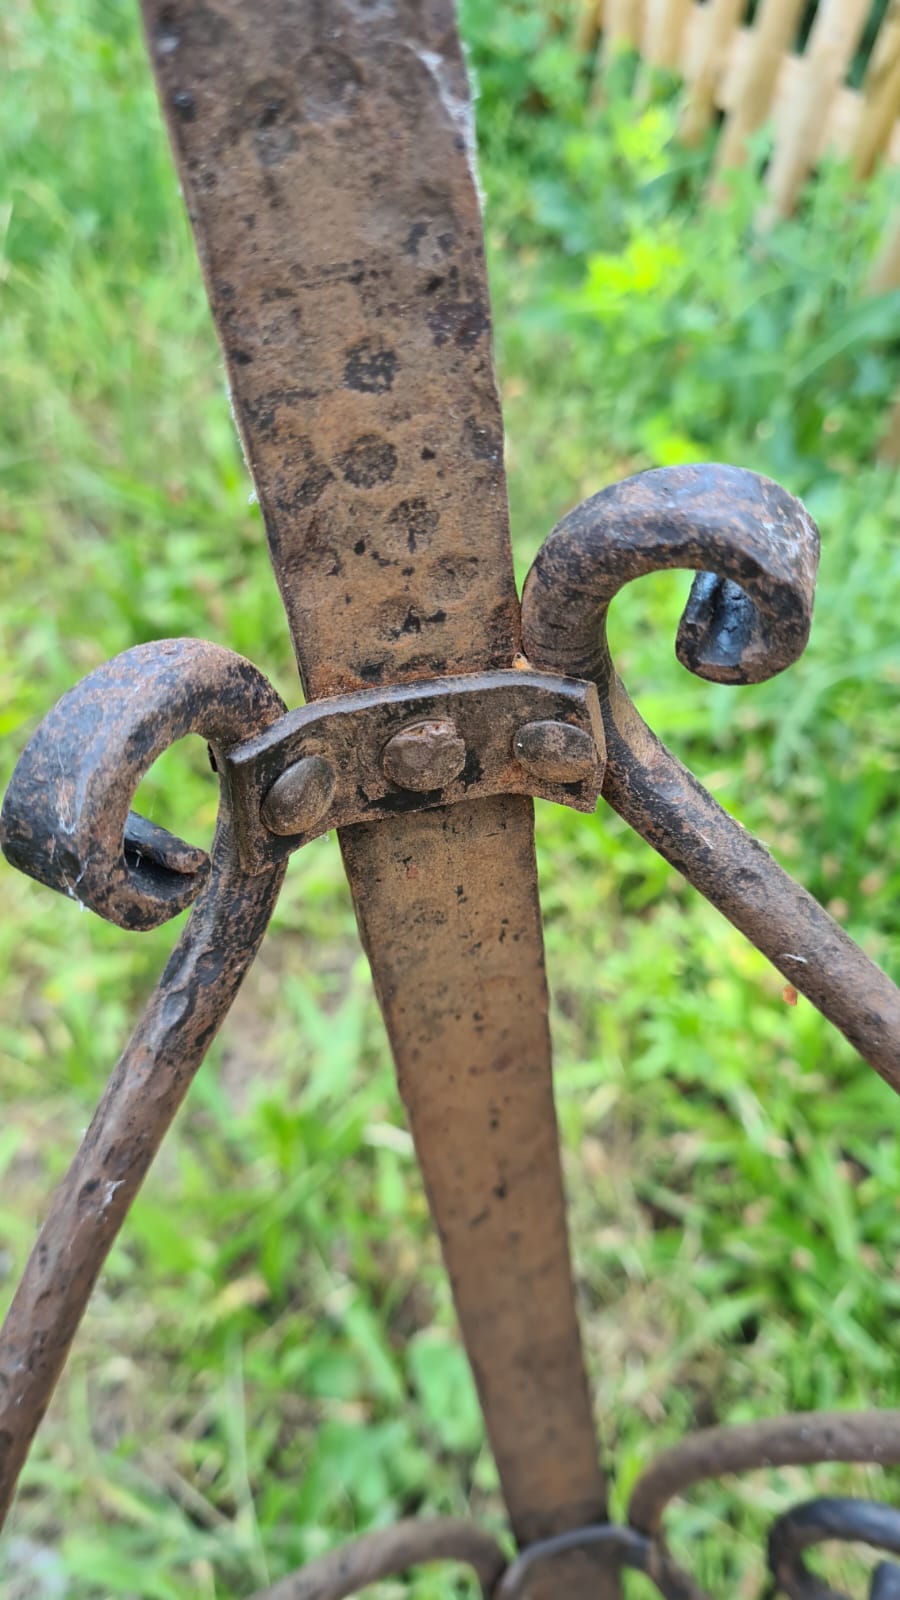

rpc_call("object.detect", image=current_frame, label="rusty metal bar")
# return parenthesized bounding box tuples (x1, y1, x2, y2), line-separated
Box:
(598, 694, 900, 1088)
(140, 3, 614, 1592)
(495, 1524, 707, 1600)
(223, 668, 605, 872)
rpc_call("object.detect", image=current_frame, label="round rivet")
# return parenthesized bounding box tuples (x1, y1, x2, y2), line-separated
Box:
(382, 719, 467, 793)
(513, 720, 597, 784)
(261, 755, 336, 837)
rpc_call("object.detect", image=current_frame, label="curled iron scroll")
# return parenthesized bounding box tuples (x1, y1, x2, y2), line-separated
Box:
(521, 464, 900, 1086)
(0, 636, 286, 929)
(628, 1410, 900, 1538)
(233, 1418, 900, 1600)
(768, 1499, 900, 1599)
(521, 463, 819, 693)
(245, 1518, 508, 1600)
(0, 638, 288, 1525)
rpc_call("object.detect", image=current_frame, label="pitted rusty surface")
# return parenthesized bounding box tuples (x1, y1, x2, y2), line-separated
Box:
(381, 717, 468, 793)
(143, 0, 520, 701)
(0, 638, 286, 929)
(522, 463, 819, 691)
(5, 2, 900, 1593)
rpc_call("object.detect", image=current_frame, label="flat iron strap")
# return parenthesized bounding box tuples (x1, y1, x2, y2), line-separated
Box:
(342, 798, 610, 1555)
(142, 4, 613, 1591)
(143, 0, 518, 699)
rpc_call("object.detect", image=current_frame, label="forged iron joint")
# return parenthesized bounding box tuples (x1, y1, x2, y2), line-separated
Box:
(1, 654, 606, 908)
(224, 666, 606, 872)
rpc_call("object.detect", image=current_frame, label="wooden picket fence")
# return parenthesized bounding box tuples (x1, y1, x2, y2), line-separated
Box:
(575, 0, 900, 229)
(572, 0, 900, 457)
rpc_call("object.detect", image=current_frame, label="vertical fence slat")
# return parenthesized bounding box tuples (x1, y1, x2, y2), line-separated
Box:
(601, 0, 645, 65)
(873, 203, 900, 459)
(575, 0, 605, 56)
(761, 0, 872, 223)
(635, 0, 691, 101)
(570, 0, 900, 461)
(852, 0, 900, 179)
(867, 209, 900, 294)
(643, 0, 692, 70)
(680, 0, 747, 146)
(713, 0, 806, 179)
(581, 0, 900, 187)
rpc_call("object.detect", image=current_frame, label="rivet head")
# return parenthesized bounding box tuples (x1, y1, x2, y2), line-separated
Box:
(382, 719, 467, 792)
(513, 720, 597, 785)
(261, 755, 336, 837)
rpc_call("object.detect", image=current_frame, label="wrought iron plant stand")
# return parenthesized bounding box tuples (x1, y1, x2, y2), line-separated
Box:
(2, 4, 900, 1597)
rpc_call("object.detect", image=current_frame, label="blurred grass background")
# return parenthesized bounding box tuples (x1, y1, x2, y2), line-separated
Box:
(2, 2, 900, 1596)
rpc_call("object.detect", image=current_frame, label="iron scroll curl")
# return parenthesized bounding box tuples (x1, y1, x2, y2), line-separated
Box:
(0, 635, 287, 930)
(521, 462, 820, 692)
(768, 1498, 900, 1600)
(520, 463, 900, 1086)
(0, 637, 289, 1523)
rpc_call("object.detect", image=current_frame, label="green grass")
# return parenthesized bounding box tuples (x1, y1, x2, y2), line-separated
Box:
(2, 2, 900, 1597)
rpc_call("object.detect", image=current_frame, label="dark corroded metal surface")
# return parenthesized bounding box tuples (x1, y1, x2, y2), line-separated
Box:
(142, 3, 614, 1594)
(768, 1499, 900, 1600)
(382, 716, 468, 792)
(872, 1567, 900, 1600)
(522, 463, 900, 1086)
(246, 1518, 507, 1600)
(225, 668, 605, 870)
(0, 640, 287, 1524)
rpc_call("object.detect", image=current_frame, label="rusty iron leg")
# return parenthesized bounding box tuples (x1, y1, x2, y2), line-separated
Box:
(0, 640, 288, 1524)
